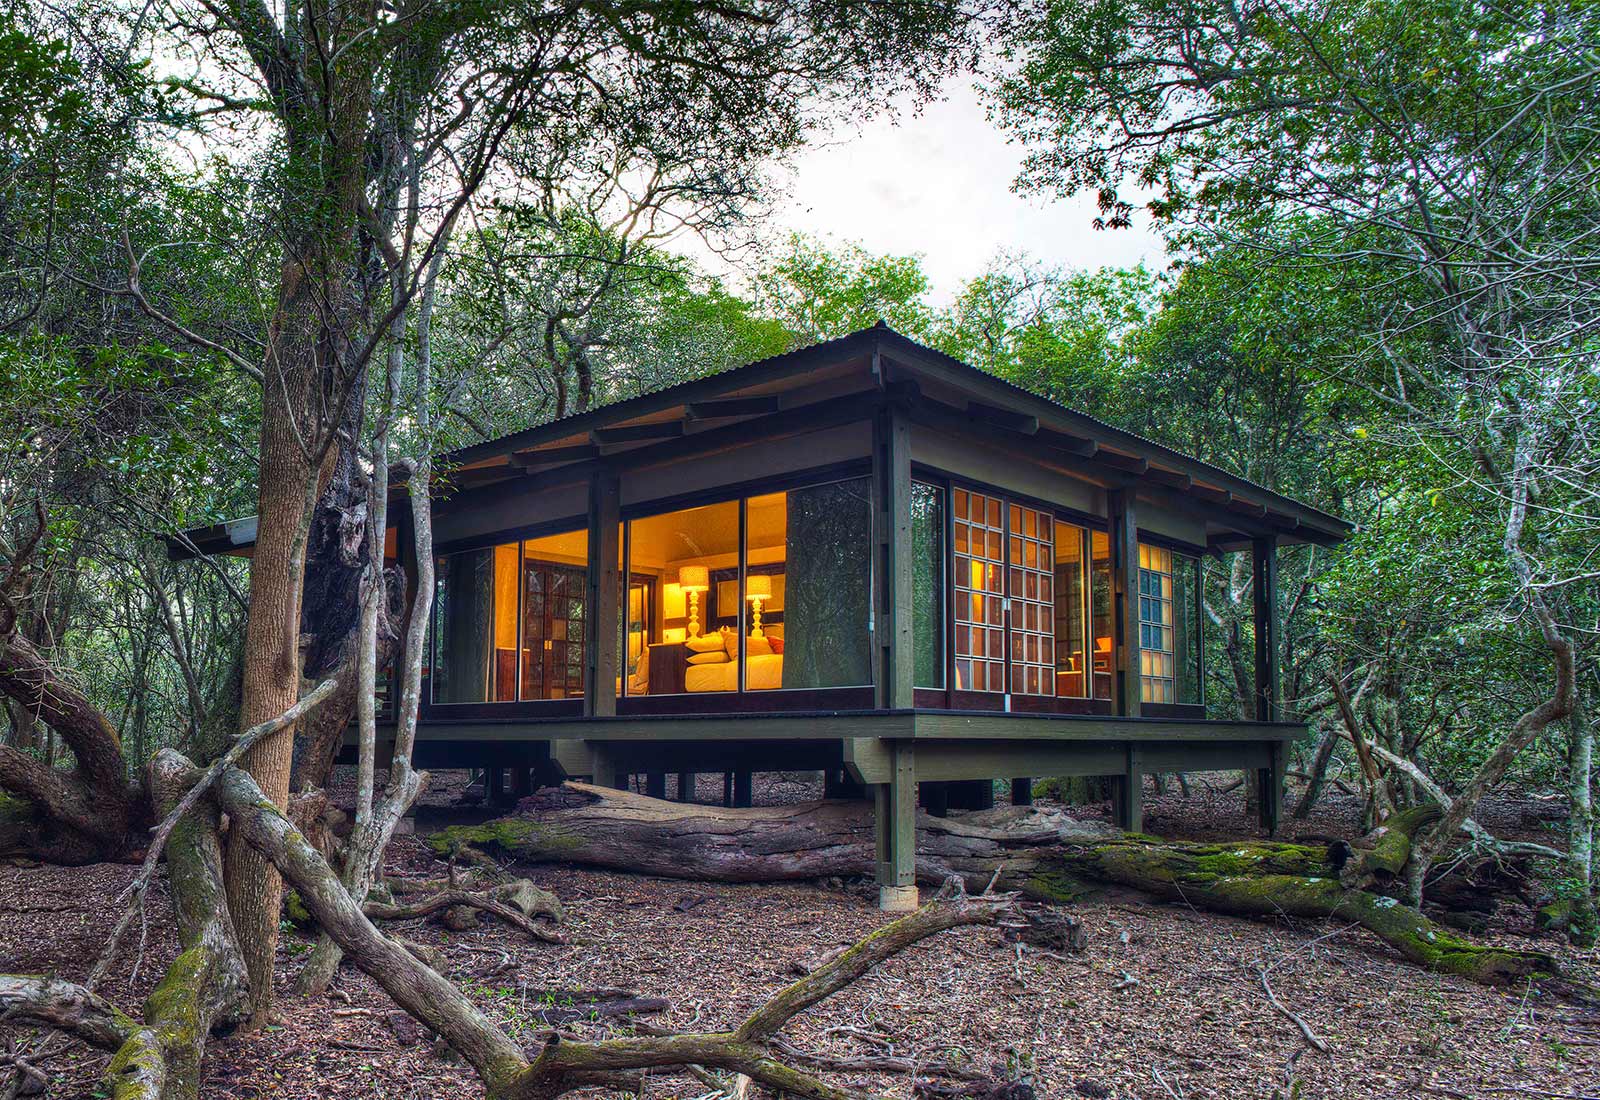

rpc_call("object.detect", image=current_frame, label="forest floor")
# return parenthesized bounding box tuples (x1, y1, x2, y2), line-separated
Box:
(2, 772, 1596, 1100)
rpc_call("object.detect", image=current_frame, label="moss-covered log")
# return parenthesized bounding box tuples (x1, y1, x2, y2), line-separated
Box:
(435, 784, 1576, 996)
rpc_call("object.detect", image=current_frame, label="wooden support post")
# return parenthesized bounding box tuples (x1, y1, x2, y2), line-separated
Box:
(1011, 778, 1034, 806)
(732, 770, 754, 808)
(875, 741, 918, 911)
(1252, 534, 1281, 723)
(676, 772, 695, 803)
(1109, 490, 1142, 718)
(722, 771, 734, 807)
(510, 766, 532, 800)
(1115, 746, 1145, 833)
(1259, 741, 1285, 834)
(645, 771, 666, 800)
(485, 767, 506, 805)
(919, 780, 949, 818)
(873, 406, 915, 710)
(585, 468, 621, 718)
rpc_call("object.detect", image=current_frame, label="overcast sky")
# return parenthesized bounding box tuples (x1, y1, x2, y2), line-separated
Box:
(723, 78, 1168, 306)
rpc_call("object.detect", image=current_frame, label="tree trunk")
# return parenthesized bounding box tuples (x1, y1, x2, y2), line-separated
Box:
(1566, 692, 1596, 946)
(433, 784, 1576, 994)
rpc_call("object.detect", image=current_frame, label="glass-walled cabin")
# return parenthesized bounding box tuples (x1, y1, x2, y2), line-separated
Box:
(425, 467, 1204, 718)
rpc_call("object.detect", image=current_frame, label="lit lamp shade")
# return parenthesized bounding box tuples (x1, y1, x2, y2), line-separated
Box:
(677, 565, 709, 592)
(746, 574, 772, 600)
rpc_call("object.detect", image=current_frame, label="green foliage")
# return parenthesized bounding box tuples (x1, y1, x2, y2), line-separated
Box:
(753, 234, 936, 343)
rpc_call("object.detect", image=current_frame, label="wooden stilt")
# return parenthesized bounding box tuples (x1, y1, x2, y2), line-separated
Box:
(645, 772, 666, 800)
(732, 770, 753, 808)
(675, 772, 695, 803)
(875, 741, 918, 911)
(1011, 778, 1034, 806)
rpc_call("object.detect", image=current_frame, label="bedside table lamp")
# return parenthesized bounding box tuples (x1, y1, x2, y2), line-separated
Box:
(678, 565, 709, 637)
(746, 573, 772, 638)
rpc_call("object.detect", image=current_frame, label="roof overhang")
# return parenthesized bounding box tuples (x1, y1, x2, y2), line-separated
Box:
(169, 324, 1351, 560)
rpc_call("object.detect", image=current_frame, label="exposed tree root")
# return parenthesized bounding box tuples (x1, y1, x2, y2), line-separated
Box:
(362, 887, 565, 944)
(212, 761, 1019, 1100)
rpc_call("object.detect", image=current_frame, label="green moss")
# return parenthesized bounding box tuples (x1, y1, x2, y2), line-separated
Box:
(284, 889, 314, 928)
(427, 817, 581, 858)
(1021, 870, 1095, 903)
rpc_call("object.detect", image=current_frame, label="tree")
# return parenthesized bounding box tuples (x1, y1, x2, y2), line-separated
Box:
(991, 0, 1595, 917)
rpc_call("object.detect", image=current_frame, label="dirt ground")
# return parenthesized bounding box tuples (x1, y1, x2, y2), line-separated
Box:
(2, 771, 1596, 1099)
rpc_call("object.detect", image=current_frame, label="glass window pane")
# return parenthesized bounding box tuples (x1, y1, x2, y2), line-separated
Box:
(1174, 552, 1202, 705)
(433, 547, 495, 704)
(755, 478, 873, 690)
(625, 499, 740, 695)
(1089, 530, 1113, 699)
(912, 482, 945, 689)
(520, 528, 589, 701)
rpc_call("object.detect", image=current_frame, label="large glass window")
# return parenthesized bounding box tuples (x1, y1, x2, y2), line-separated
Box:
(911, 482, 945, 689)
(621, 480, 871, 697)
(953, 488, 1006, 692)
(625, 500, 740, 695)
(519, 530, 589, 700)
(1053, 522, 1088, 697)
(1172, 551, 1202, 705)
(1008, 502, 1055, 697)
(756, 479, 872, 691)
(1090, 530, 1114, 699)
(1138, 543, 1176, 703)
(431, 528, 588, 705)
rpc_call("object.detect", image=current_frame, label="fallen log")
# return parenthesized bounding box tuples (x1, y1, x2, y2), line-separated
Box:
(433, 783, 1578, 995)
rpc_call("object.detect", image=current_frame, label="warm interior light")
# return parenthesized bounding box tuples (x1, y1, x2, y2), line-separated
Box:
(678, 565, 709, 637)
(746, 574, 772, 599)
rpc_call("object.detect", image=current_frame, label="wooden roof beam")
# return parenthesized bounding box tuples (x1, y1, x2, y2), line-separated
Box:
(1095, 450, 1149, 476)
(510, 443, 601, 469)
(1147, 467, 1193, 492)
(966, 400, 1039, 436)
(1037, 427, 1098, 458)
(590, 421, 685, 445)
(685, 396, 783, 421)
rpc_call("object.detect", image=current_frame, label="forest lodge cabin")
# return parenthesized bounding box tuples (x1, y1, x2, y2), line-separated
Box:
(176, 323, 1351, 909)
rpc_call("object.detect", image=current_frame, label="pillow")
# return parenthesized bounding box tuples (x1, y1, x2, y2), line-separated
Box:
(723, 628, 740, 660)
(688, 650, 728, 665)
(686, 633, 724, 654)
(768, 636, 784, 654)
(746, 635, 773, 657)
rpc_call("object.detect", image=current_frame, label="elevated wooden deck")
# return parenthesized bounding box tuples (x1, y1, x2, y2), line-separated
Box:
(354, 708, 1297, 843)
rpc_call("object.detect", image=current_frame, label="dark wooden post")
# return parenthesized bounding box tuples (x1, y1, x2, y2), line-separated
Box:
(1109, 490, 1141, 718)
(645, 772, 666, 800)
(675, 772, 695, 802)
(872, 406, 915, 710)
(732, 770, 754, 808)
(485, 766, 506, 805)
(1259, 741, 1285, 834)
(874, 740, 917, 911)
(1114, 746, 1145, 833)
(1010, 778, 1034, 806)
(585, 468, 621, 718)
(1252, 535, 1283, 833)
(1251, 535, 1280, 722)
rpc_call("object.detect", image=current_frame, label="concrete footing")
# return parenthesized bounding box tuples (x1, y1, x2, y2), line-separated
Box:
(878, 884, 920, 912)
